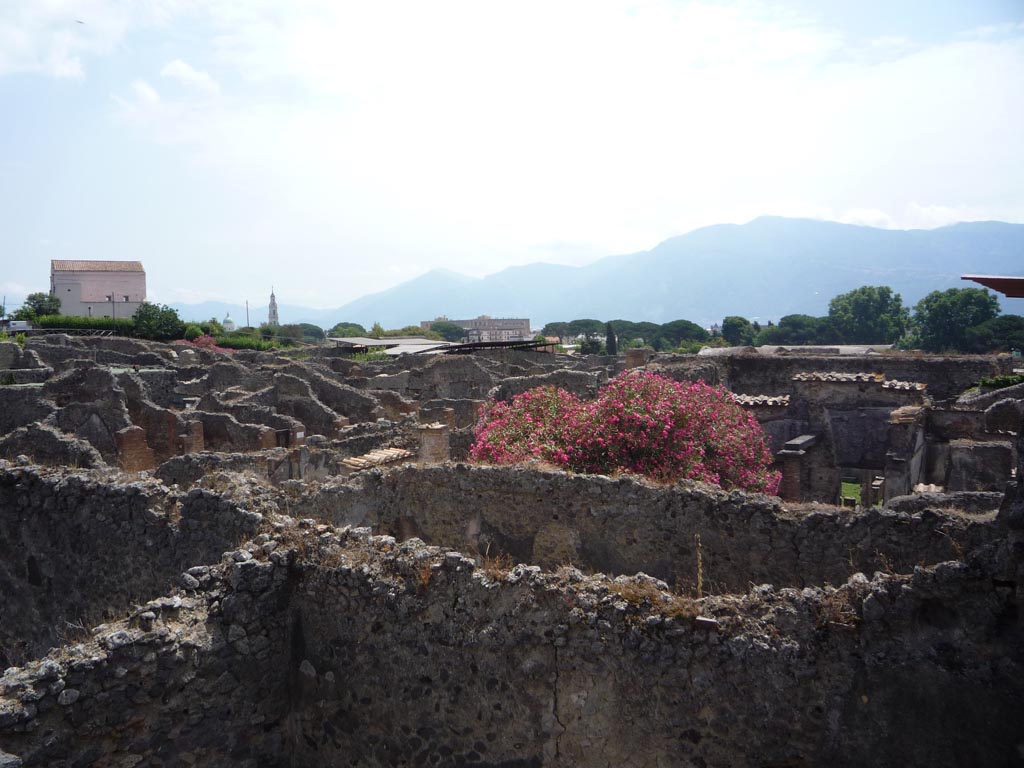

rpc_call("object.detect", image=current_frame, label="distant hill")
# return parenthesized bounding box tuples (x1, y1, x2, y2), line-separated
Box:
(176, 218, 1024, 329)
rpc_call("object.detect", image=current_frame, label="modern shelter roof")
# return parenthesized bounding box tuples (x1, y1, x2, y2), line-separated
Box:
(962, 275, 1024, 298)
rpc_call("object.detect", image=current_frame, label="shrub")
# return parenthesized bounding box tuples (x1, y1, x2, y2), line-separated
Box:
(470, 370, 780, 494)
(214, 334, 277, 351)
(184, 324, 203, 341)
(979, 373, 1024, 390)
(133, 303, 185, 341)
(470, 386, 583, 466)
(14, 333, 25, 348)
(351, 350, 390, 362)
(34, 315, 135, 334)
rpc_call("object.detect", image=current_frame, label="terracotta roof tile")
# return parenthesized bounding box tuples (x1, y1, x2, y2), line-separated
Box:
(51, 260, 145, 273)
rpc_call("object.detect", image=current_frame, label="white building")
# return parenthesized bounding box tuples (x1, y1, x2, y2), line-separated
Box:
(49, 260, 146, 319)
(421, 315, 531, 343)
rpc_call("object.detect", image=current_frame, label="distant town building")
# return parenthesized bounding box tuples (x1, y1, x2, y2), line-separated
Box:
(49, 260, 146, 319)
(421, 315, 531, 343)
(268, 288, 279, 326)
(222, 313, 236, 332)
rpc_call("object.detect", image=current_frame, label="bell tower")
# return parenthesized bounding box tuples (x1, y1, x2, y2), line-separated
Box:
(268, 288, 279, 326)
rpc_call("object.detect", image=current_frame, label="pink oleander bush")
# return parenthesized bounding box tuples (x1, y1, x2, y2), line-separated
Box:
(470, 370, 781, 495)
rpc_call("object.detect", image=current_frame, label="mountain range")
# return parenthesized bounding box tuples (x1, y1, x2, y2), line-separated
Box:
(173, 217, 1024, 330)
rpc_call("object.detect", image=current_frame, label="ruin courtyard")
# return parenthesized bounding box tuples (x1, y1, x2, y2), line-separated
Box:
(0, 335, 1022, 767)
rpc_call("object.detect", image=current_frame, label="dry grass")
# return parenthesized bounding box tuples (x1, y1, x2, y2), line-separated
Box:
(416, 562, 434, 593)
(609, 579, 698, 620)
(815, 587, 860, 630)
(480, 551, 515, 581)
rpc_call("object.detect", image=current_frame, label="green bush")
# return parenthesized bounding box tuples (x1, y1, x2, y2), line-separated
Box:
(214, 335, 277, 351)
(34, 315, 136, 334)
(979, 374, 1024, 390)
(351, 349, 390, 362)
(133, 303, 185, 341)
(184, 324, 203, 341)
(14, 333, 25, 348)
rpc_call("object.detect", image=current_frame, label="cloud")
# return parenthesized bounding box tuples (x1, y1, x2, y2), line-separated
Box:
(0, 0, 130, 78)
(161, 58, 219, 93)
(8, 1, 1024, 305)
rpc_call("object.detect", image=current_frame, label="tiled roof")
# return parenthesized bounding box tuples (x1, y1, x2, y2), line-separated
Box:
(792, 371, 926, 391)
(340, 447, 414, 472)
(51, 260, 145, 272)
(793, 372, 884, 383)
(732, 393, 790, 407)
(882, 379, 926, 391)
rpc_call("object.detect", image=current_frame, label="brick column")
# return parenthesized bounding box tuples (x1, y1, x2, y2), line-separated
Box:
(116, 426, 156, 473)
(778, 451, 804, 502)
(625, 348, 647, 369)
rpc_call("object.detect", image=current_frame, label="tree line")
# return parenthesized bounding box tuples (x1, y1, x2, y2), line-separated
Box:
(543, 285, 1024, 354)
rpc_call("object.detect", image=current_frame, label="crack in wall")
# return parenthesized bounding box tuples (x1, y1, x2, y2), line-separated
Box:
(551, 643, 566, 761)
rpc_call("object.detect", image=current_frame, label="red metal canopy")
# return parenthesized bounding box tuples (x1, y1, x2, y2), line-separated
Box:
(961, 275, 1024, 298)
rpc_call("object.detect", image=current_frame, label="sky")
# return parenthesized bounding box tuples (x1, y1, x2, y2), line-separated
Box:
(1, 0, 1022, 312)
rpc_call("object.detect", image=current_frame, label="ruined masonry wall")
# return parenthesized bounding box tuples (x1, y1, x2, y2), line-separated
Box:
(311, 465, 995, 591)
(0, 548, 293, 768)
(721, 354, 1010, 401)
(0, 467, 265, 667)
(0, 499, 1019, 767)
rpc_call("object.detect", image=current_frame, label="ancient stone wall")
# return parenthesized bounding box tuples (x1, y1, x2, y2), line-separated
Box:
(721, 353, 1009, 401)
(3, 526, 1018, 768)
(0, 549, 293, 768)
(305, 466, 993, 591)
(0, 388, 55, 435)
(0, 466, 265, 667)
(288, 541, 1022, 768)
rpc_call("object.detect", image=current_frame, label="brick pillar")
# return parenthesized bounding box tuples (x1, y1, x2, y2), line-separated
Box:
(188, 420, 204, 453)
(625, 348, 647, 369)
(440, 407, 456, 429)
(778, 451, 803, 502)
(419, 423, 450, 465)
(116, 426, 157, 473)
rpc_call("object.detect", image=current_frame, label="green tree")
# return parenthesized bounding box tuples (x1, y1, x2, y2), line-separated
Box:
(279, 324, 305, 341)
(578, 338, 602, 355)
(370, 322, 384, 339)
(913, 288, 1000, 352)
(381, 325, 441, 339)
(567, 318, 604, 339)
(541, 321, 569, 339)
(721, 316, 754, 346)
(133, 302, 185, 341)
(279, 322, 324, 341)
(430, 320, 466, 342)
(964, 315, 1024, 353)
(657, 319, 709, 348)
(328, 321, 368, 337)
(828, 286, 908, 344)
(757, 314, 839, 346)
(11, 292, 61, 321)
(201, 318, 225, 336)
(605, 322, 618, 355)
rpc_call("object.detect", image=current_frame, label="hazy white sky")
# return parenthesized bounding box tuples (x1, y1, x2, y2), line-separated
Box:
(1, 0, 1022, 310)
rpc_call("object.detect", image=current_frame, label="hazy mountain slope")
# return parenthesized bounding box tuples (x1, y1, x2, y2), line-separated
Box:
(177, 218, 1024, 329)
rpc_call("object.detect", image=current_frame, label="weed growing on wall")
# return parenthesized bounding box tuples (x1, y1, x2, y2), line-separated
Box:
(471, 370, 781, 494)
